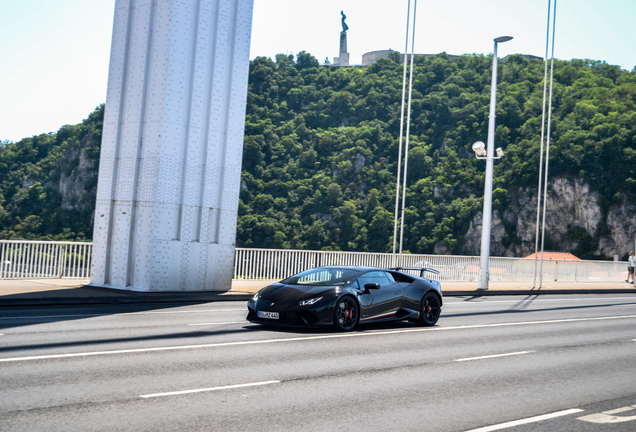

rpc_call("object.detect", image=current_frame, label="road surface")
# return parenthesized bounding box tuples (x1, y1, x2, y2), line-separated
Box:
(1, 294, 636, 431)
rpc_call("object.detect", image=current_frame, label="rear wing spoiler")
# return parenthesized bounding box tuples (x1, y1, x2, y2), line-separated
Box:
(389, 267, 440, 278)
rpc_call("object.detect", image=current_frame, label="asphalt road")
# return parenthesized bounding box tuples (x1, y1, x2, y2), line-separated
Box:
(1, 294, 636, 432)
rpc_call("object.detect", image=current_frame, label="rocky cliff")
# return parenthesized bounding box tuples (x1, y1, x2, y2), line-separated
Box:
(463, 176, 636, 259)
(55, 139, 99, 214)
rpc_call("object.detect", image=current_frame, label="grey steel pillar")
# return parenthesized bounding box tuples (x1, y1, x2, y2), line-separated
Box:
(91, 0, 254, 291)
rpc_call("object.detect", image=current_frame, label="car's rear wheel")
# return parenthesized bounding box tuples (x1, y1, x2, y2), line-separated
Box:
(333, 295, 359, 332)
(417, 292, 441, 326)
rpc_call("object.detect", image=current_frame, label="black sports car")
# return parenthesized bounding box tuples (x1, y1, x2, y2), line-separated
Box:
(246, 266, 442, 331)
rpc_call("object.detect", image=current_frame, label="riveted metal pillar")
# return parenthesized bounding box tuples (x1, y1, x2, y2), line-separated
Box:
(91, 0, 253, 291)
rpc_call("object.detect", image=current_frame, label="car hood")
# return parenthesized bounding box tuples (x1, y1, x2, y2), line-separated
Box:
(258, 283, 333, 302)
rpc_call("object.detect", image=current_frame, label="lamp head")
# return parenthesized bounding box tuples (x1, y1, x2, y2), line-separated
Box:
(496, 147, 504, 158)
(472, 141, 486, 157)
(494, 36, 513, 43)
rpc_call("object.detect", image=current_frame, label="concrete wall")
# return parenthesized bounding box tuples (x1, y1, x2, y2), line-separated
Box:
(362, 50, 394, 66)
(362, 50, 461, 66)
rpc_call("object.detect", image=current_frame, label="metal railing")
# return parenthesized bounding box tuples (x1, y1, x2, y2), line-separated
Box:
(0, 240, 628, 283)
(0, 240, 92, 279)
(234, 248, 628, 283)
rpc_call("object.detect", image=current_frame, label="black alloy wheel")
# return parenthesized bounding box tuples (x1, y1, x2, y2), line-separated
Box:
(333, 295, 359, 332)
(417, 292, 441, 326)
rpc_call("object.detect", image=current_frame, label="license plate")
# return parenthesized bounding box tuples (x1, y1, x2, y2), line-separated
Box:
(257, 311, 279, 319)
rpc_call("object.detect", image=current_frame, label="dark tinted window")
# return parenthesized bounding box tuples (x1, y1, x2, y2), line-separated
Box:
(390, 271, 414, 283)
(358, 271, 391, 288)
(349, 279, 361, 289)
(283, 268, 358, 286)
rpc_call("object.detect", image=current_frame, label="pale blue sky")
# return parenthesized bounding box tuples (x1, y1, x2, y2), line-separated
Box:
(1, 0, 634, 142)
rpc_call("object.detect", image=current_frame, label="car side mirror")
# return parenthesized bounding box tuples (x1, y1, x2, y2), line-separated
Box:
(364, 283, 380, 291)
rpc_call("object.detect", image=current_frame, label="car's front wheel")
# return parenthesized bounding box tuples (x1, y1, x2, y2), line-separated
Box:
(333, 295, 359, 332)
(417, 292, 441, 326)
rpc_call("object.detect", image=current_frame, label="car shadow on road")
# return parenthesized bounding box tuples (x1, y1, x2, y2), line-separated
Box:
(243, 319, 419, 335)
(0, 301, 242, 331)
(0, 325, 264, 354)
(443, 299, 636, 318)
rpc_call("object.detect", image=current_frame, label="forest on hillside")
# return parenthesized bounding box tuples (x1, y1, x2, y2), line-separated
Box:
(238, 52, 636, 257)
(1, 51, 635, 258)
(0, 107, 103, 241)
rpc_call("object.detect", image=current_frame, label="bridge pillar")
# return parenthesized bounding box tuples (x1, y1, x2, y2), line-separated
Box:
(90, 0, 253, 291)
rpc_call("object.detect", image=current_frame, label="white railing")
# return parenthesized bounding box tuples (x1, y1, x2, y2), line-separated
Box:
(0, 241, 628, 283)
(0, 240, 92, 279)
(234, 248, 628, 283)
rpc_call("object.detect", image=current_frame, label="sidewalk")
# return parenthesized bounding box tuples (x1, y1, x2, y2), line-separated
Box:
(0, 279, 250, 307)
(1, 278, 635, 307)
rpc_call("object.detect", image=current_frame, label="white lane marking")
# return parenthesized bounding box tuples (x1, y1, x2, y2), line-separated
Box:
(446, 297, 636, 306)
(602, 406, 636, 415)
(463, 408, 584, 431)
(140, 380, 279, 398)
(188, 321, 245, 326)
(578, 405, 636, 423)
(126, 309, 245, 316)
(2, 314, 635, 363)
(455, 351, 533, 362)
(0, 309, 246, 321)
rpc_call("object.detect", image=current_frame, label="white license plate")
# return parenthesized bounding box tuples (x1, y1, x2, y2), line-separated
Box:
(257, 311, 279, 319)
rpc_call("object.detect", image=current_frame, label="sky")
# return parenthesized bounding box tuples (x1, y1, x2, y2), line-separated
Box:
(0, 0, 634, 142)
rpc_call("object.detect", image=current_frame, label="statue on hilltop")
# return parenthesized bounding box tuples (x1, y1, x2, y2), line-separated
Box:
(341, 11, 349, 32)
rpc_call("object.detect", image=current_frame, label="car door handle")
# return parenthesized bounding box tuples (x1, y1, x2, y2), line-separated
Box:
(395, 290, 403, 295)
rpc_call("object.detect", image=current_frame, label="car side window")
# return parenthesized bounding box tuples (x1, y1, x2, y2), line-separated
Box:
(358, 271, 391, 288)
(348, 279, 361, 289)
(384, 272, 395, 283)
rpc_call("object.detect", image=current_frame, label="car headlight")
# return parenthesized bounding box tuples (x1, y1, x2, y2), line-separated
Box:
(251, 292, 259, 301)
(298, 297, 322, 306)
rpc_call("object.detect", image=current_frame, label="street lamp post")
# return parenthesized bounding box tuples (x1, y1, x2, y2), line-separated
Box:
(477, 36, 512, 289)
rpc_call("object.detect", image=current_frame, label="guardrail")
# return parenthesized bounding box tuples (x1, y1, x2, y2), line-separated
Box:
(0, 240, 92, 279)
(0, 241, 628, 283)
(234, 248, 628, 283)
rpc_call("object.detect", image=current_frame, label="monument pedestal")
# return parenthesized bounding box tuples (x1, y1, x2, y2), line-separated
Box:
(333, 31, 349, 66)
(333, 52, 349, 66)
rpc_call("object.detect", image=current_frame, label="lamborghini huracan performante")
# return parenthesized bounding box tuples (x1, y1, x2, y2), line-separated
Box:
(246, 266, 442, 331)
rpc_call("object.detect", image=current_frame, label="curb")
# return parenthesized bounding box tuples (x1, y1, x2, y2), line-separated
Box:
(0, 293, 253, 307)
(443, 289, 636, 297)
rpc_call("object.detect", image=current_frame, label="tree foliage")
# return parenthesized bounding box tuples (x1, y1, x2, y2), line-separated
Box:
(0, 106, 103, 240)
(2, 52, 635, 258)
(238, 52, 636, 255)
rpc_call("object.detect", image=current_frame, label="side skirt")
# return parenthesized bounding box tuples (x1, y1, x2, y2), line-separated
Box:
(359, 308, 417, 322)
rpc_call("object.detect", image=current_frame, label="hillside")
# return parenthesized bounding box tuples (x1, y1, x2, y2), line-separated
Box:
(0, 107, 103, 241)
(1, 52, 635, 258)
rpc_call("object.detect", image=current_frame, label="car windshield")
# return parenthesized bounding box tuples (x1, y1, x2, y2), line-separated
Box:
(282, 268, 358, 286)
